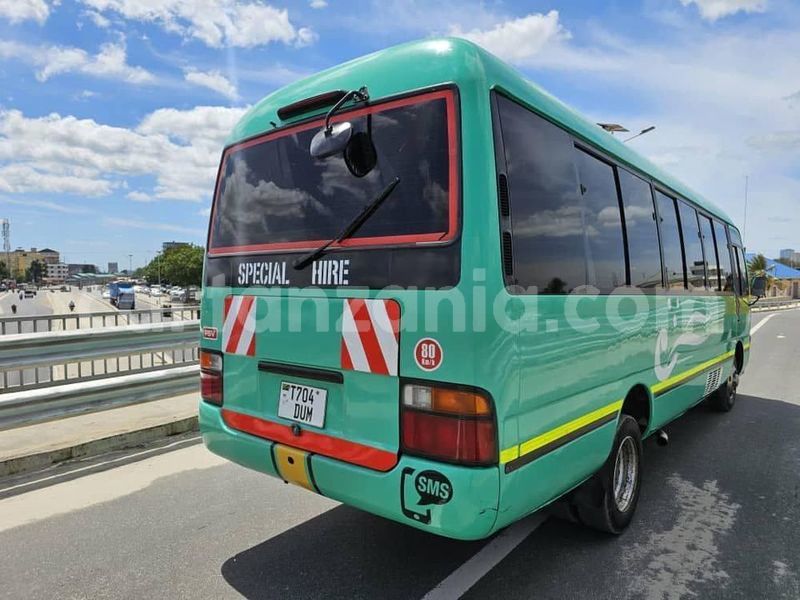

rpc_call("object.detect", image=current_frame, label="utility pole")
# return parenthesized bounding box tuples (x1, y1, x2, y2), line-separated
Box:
(743, 175, 749, 244)
(128, 253, 133, 276)
(0, 219, 9, 280)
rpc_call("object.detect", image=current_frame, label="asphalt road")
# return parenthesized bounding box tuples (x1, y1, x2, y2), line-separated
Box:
(0, 290, 54, 331)
(0, 310, 798, 599)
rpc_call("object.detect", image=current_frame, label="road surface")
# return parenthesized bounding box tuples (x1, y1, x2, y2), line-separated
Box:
(0, 310, 798, 599)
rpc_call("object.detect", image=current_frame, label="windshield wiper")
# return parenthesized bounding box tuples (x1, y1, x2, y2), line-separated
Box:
(293, 177, 400, 270)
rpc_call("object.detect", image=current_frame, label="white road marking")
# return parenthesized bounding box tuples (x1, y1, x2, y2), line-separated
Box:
(0, 444, 225, 532)
(750, 313, 777, 335)
(421, 513, 546, 600)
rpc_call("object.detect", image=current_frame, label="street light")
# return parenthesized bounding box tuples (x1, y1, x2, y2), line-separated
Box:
(623, 126, 656, 143)
(597, 123, 629, 134)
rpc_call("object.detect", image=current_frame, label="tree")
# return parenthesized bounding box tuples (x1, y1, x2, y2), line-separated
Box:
(0, 260, 9, 280)
(25, 259, 45, 284)
(140, 244, 204, 287)
(748, 253, 776, 291)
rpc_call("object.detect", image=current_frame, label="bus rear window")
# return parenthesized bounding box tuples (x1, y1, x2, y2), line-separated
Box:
(208, 90, 458, 255)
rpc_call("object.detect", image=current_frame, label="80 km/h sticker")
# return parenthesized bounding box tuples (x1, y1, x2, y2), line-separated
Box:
(414, 338, 443, 371)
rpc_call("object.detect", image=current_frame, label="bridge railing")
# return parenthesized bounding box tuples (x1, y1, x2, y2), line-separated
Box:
(0, 306, 200, 335)
(0, 321, 200, 428)
(0, 321, 200, 394)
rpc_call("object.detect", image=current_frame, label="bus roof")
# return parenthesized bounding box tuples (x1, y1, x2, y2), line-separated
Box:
(229, 38, 734, 225)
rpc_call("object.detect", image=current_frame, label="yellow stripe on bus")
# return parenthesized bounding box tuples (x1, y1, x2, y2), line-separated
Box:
(500, 347, 744, 466)
(650, 350, 734, 396)
(500, 399, 622, 465)
(499, 447, 519, 464)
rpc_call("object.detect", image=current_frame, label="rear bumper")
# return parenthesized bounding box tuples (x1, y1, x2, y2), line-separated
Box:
(199, 401, 500, 540)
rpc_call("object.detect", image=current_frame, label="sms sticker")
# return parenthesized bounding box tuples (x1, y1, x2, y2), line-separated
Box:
(414, 470, 453, 505)
(400, 467, 453, 525)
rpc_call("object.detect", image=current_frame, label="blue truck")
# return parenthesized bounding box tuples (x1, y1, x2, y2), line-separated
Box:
(108, 281, 135, 310)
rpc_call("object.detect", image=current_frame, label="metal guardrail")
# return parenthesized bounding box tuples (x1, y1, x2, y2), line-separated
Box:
(0, 321, 200, 393)
(0, 306, 200, 335)
(751, 298, 800, 313)
(0, 365, 199, 430)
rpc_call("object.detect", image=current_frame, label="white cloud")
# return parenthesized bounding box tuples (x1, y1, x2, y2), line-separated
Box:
(0, 197, 91, 214)
(678, 0, 767, 22)
(519, 23, 798, 256)
(449, 10, 570, 64)
(103, 216, 205, 236)
(184, 68, 238, 100)
(0, 0, 50, 24)
(83, 9, 110, 28)
(0, 40, 153, 84)
(309, 0, 327, 8)
(0, 163, 113, 195)
(294, 26, 318, 47)
(747, 131, 800, 152)
(0, 105, 247, 201)
(127, 191, 155, 202)
(78, 0, 316, 48)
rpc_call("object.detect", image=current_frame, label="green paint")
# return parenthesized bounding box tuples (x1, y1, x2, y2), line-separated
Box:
(200, 38, 750, 540)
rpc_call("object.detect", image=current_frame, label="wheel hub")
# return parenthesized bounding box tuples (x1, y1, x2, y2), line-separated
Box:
(612, 436, 638, 513)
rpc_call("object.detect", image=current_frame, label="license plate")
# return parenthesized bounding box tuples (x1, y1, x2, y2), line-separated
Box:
(278, 381, 327, 428)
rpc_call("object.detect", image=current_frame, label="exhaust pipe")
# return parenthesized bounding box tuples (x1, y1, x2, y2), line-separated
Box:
(656, 429, 669, 446)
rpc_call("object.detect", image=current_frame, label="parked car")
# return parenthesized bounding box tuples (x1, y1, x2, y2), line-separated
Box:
(150, 287, 162, 297)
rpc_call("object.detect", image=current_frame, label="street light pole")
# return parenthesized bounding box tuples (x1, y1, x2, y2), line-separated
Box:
(623, 126, 656, 143)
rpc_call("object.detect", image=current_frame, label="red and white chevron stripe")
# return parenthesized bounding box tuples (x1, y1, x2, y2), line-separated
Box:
(222, 295, 256, 356)
(341, 299, 400, 376)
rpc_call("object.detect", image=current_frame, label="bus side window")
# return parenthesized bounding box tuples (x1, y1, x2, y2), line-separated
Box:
(572, 148, 627, 292)
(618, 169, 663, 289)
(699, 214, 720, 291)
(713, 220, 734, 293)
(729, 227, 748, 296)
(654, 192, 687, 290)
(677, 200, 706, 291)
(493, 94, 584, 293)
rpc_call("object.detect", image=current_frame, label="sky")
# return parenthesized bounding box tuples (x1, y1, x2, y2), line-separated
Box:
(0, 0, 798, 270)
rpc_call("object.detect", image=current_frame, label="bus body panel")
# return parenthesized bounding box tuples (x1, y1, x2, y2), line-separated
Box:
(200, 38, 752, 541)
(200, 401, 500, 540)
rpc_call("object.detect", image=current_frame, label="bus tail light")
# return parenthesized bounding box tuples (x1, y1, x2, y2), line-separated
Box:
(401, 383, 496, 466)
(200, 349, 223, 406)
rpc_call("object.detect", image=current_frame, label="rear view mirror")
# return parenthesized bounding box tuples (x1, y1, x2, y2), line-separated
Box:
(310, 121, 352, 160)
(750, 275, 767, 298)
(308, 87, 369, 161)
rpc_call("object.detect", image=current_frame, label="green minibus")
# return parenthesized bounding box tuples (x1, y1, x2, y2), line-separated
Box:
(200, 38, 760, 539)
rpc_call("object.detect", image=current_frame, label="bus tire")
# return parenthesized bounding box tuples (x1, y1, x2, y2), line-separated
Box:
(709, 371, 738, 412)
(573, 415, 643, 535)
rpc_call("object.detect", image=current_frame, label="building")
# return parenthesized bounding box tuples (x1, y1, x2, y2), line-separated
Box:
(0, 247, 60, 279)
(45, 262, 69, 283)
(67, 263, 97, 276)
(162, 241, 189, 252)
(38, 248, 60, 265)
(779, 248, 799, 266)
(108, 262, 119, 273)
(746, 253, 800, 299)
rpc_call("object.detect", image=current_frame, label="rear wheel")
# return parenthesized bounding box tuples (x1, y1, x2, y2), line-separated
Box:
(572, 415, 643, 534)
(709, 371, 738, 412)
